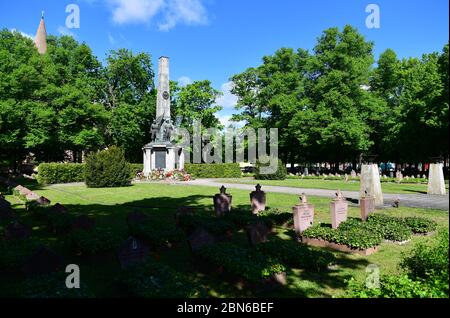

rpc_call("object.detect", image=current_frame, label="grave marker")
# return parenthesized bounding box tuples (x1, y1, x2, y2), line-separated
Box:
(213, 186, 232, 217)
(292, 193, 314, 236)
(330, 190, 348, 229)
(249, 184, 266, 214)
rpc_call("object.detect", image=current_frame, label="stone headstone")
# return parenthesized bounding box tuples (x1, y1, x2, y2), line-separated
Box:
(72, 215, 95, 232)
(416, 174, 421, 179)
(14, 185, 31, 196)
(360, 192, 375, 221)
(245, 220, 270, 246)
(250, 184, 266, 214)
(213, 186, 232, 217)
(422, 174, 427, 179)
(304, 168, 309, 176)
(22, 246, 64, 276)
(292, 194, 314, 236)
(50, 203, 68, 214)
(36, 196, 51, 206)
(330, 190, 348, 229)
(5, 221, 32, 240)
(117, 236, 150, 269)
(350, 170, 356, 178)
(187, 228, 216, 252)
(360, 164, 383, 206)
(427, 163, 446, 195)
(396, 170, 403, 180)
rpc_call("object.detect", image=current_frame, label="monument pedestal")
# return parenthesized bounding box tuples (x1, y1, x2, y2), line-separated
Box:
(360, 164, 383, 207)
(427, 163, 446, 195)
(143, 142, 184, 176)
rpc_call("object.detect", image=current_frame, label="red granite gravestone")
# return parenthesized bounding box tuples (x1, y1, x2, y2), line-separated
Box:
(72, 215, 95, 232)
(250, 184, 266, 214)
(213, 186, 232, 217)
(330, 190, 348, 229)
(292, 194, 314, 236)
(245, 220, 270, 246)
(187, 228, 216, 252)
(5, 221, 32, 240)
(22, 246, 64, 276)
(117, 236, 150, 269)
(360, 194, 375, 221)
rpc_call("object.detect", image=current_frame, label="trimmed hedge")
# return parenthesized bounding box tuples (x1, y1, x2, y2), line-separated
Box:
(184, 163, 241, 178)
(36, 163, 85, 185)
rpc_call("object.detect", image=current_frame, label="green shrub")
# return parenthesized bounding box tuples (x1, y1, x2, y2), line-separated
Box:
(400, 229, 449, 280)
(22, 272, 95, 298)
(254, 158, 287, 180)
(343, 230, 449, 298)
(197, 242, 286, 282)
(36, 163, 85, 185)
(85, 146, 132, 188)
(256, 240, 335, 271)
(184, 163, 241, 178)
(66, 228, 123, 255)
(117, 261, 202, 298)
(366, 214, 412, 242)
(129, 163, 143, 178)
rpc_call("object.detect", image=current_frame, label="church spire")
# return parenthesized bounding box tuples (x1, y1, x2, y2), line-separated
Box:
(35, 11, 47, 54)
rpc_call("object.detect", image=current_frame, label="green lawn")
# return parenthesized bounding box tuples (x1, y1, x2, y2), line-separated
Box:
(217, 177, 450, 194)
(1, 182, 448, 298)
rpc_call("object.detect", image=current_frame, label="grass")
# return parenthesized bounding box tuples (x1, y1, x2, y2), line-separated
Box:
(217, 177, 450, 194)
(1, 182, 448, 298)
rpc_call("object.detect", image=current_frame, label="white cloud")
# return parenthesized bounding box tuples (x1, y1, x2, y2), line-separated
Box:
(57, 26, 76, 37)
(216, 82, 238, 109)
(10, 29, 34, 40)
(217, 114, 245, 129)
(107, 0, 208, 30)
(177, 76, 192, 87)
(158, 0, 208, 31)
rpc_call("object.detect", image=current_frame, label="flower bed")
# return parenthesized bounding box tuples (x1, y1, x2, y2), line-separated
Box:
(301, 214, 437, 255)
(145, 169, 191, 181)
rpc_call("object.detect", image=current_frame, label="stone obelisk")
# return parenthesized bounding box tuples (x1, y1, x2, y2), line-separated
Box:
(142, 57, 184, 176)
(156, 57, 170, 119)
(35, 11, 47, 55)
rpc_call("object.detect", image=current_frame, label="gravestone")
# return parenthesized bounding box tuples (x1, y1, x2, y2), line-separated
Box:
(50, 203, 68, 214)
(26, 191, 40, 201)
(330, 190, 348, 229)
(350, 170, 356, 178)
(360, 164, 383, 206)
(22, 246, 64, 276)
(292, 193, 314, 236)
(360, 191, 375, 221)
(250, 184, 266, 214)
(187, 228, 216, 252)
(213, 186, 232, 217)
(117, 236, 150, 269)
(36, 196, 51, 206)
(422, 174, 427, 179)
(72, 215, 95, 232)
(304, 167, 309, 176)
(5, 221, 32, 240)
(427, 163, 446, 195)
(396, 170, 403, 180)
(245, 220, 270, 246)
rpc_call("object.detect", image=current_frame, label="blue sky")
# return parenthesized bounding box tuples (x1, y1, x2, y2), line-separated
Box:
(0, 0, 448, 125)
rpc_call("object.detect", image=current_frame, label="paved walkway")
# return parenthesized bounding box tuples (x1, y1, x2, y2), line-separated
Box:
(175, 179, 449, 211)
